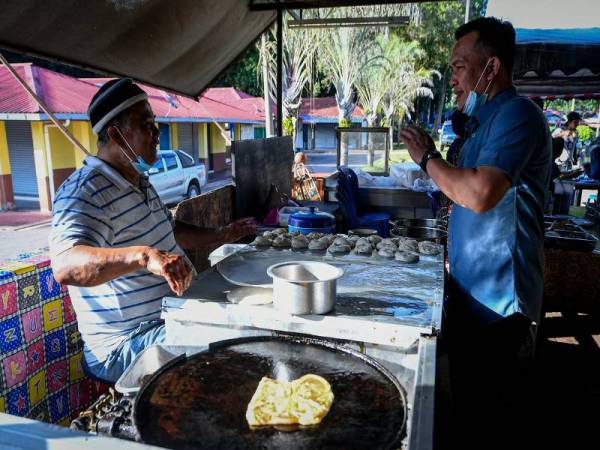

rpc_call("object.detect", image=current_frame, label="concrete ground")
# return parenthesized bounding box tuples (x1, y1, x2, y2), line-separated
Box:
(0, 170, 234, 262)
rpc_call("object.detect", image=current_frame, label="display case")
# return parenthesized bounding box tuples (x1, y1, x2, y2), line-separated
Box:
(336, 127, 391, 175)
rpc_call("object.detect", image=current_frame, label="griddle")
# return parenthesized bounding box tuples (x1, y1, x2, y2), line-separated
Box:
(133, 335, 407, 450)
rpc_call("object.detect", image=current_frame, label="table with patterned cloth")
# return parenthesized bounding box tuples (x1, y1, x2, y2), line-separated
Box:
(0, 255, 108, 426)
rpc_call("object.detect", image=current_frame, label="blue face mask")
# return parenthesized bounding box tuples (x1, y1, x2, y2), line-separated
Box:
(463, 59, 494, 117)
(114, 127, 154, 174)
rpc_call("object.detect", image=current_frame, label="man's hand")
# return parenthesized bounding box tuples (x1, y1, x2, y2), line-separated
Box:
(399, 126, 437, 164)
(143, 248, 193, 296)
(220, 217, 257, 243)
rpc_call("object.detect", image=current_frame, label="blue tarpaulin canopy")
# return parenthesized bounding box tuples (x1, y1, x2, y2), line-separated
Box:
(487, 0, 600, 98)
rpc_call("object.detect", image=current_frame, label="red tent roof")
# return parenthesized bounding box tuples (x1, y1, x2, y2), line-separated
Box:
(299, 97, 364, 121)
(0, 64, 265, 123)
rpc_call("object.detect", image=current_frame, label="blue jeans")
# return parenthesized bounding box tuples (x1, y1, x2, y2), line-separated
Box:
(84, 319, 166, 383)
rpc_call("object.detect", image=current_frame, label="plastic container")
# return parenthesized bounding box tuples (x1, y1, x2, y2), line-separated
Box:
(287, 207, 336, 235)
(115, 344, 207, 396)
(278, 206, 312, 227)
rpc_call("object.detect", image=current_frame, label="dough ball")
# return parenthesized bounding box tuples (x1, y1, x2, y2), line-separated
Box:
(328, 244, 351, 254)
(291, 236, 309, 249)
(355, 243, 373, 255)
(376, 239, 397, 250)
(398, 239, 419, 253)
(307, 232, 324, 241)
(368, 235, 382, 245)
(378, 247, 395, 258)
(395, 251, 419, 263)
(272, 236, 291, 248)
(290, 230, 303, 237)
(272, 228, 287, 235)
(355, 237, 371, 248)
(333, 237, 351, 247)
(418, 241, 440, 255)
(262, 231, 275, 241)
(308, 238, 328, 251)
(251, 236, 272, 247)
(323, 234, 337, 245)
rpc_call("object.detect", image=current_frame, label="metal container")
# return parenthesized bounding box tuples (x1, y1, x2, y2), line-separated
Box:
(287, 206, 336, 235)
(391, 217, 446, 230)
(391, 226, 447, 244)
(267, 261, 344, 315)
(348, 228, 378, 237)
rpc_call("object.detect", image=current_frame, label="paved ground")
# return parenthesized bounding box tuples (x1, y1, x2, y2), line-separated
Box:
(0, 171, 235, 262)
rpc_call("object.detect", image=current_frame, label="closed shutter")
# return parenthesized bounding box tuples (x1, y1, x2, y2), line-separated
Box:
(6, 121, 38, 197)
(177, 123, 193, 155)
(159, 123, 171, 149)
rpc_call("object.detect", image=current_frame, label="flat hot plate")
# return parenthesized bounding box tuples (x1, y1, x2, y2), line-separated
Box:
(133, 335, 407, 450)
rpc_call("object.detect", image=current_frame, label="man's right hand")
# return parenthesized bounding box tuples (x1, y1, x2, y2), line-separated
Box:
(143, 248, 193, 296)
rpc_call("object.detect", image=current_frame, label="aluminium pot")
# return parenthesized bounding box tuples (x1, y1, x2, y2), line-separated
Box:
(390, 218, 446, 230)
(266, 261, 344, 315)
(390, 226, 447, 244)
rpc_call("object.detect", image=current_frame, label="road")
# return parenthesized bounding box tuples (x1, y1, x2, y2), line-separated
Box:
(305, 151, 374, 173)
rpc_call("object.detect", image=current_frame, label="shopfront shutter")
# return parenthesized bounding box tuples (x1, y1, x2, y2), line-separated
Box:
(6, 121, 38, 197)
(177, 123, 194, 155)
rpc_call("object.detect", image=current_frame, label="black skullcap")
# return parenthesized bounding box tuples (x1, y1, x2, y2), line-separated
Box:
(88, 78, 148, 134)
(567, 111, 582, 123)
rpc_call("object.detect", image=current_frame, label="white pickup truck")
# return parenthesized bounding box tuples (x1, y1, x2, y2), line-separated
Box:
(147, 150, 207, 205)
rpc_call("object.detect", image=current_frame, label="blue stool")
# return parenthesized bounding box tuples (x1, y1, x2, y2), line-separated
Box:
(336, 167, 391, 237)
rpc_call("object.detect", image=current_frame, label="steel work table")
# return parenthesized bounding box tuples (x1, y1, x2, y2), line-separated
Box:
(161, 245, 444, 450)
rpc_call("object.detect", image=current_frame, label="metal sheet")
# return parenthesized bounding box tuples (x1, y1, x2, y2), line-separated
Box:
(134, 335, 407, 450)
(163, 246, 443, 348)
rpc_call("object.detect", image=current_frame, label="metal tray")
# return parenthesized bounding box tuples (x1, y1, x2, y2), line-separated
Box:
(544, 229, 598, 252)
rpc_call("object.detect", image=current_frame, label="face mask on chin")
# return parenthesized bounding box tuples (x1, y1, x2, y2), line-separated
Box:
(114, 127, 154, 174)
(463, 59, 494, 117)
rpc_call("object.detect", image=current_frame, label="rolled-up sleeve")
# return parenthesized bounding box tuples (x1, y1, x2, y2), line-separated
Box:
(49, 189, 114, 258)
(475, 100, 542, 186)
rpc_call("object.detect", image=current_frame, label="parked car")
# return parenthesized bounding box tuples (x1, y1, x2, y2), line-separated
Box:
(147, 150, 207, 205)
(439, 120, 457, 150)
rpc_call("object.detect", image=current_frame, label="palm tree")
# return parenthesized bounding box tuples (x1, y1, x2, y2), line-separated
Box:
(258, 15, 320, 143)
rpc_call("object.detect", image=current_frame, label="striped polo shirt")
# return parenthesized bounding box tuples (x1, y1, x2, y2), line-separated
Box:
(49, 156, 183, 366)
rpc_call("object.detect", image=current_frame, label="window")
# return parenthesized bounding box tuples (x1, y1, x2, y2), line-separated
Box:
(177, 151, 195, 168)
(151, 159, 165, 173)
(164, 155, 178, 171)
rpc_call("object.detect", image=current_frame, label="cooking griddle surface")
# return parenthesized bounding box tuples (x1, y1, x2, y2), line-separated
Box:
(134, 336, 406, 449)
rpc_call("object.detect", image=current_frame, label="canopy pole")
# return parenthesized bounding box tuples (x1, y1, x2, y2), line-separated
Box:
(0, 52, 91, 156)
(597, 100, 600, 138)
(276, 6, 283, 137)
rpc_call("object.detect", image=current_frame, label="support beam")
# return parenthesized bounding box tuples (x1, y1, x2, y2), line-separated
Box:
(249, 0, 446, 11)
(276, 8, 283, 137)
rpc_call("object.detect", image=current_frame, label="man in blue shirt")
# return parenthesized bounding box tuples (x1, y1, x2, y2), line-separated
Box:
(401, 17, 551, 447)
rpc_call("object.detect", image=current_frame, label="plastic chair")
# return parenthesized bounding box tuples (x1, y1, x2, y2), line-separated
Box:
(336, 167, 391, 237)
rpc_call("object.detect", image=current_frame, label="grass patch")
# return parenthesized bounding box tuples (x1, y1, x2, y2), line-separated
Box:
(362, 147, 448, 172)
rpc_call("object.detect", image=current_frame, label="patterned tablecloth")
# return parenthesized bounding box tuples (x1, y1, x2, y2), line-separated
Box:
(0, 254, 108, 426)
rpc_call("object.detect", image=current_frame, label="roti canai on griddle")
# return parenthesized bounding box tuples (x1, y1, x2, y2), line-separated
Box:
(246, 374, 334, 427)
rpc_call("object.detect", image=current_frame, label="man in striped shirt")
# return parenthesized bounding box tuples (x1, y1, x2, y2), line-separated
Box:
(49, 78, 254, 382)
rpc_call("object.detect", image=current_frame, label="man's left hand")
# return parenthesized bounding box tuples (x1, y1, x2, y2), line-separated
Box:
(399, 126, 436, 164)
(221, 217, 257, 243)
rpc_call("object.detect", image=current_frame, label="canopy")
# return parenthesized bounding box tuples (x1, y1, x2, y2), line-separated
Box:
(0, 0, 276, 98)
(487, 0, 600, 98)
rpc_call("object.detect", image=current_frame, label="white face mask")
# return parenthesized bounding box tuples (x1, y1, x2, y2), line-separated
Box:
(463, 59, 494, 117)
(114, 127, 154, 174)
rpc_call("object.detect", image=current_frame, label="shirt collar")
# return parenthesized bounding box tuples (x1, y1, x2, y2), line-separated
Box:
(473, 86, 517, 129)
(83, 156, 147, 191)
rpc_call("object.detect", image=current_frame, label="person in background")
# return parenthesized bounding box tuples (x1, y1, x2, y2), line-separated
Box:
(553, 111, 581, 165)
(445, 109, 469, 166)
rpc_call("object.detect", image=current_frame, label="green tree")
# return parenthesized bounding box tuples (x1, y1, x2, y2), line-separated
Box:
(212, 45, 261, 96)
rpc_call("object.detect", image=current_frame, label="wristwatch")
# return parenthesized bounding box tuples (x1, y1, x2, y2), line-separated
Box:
(419, 147, 442, 174)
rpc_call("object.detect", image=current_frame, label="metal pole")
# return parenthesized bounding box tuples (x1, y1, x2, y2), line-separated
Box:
(464, 0, 470, 23)
(261, 33, 273, 138)
(276, 7, 283, 137)
(596, 100, 600, 138)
